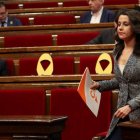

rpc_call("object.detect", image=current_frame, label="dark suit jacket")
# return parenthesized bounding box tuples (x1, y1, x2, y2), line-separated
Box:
(80, 8, 115, 23)
(7, 16, 22, 26)
(86, 28, 115, 44)
(0, 60, 8, 76)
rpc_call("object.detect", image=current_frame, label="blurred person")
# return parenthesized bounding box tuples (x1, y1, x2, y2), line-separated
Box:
(91, 9, 140, 140)
(0, 2, 22, 27)
(86, 10, 125, 44)
(0, 60, 8, 76)
(86, 22, 117, 44)
(86, 28, 115, 44)
(80, 0, 115, 23)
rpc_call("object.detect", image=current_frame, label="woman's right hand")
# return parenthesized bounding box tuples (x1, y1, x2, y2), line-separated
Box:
(90, 81, 100, 90)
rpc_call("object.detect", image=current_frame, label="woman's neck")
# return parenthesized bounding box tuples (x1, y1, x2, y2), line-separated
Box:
(124, 37, 135, 51)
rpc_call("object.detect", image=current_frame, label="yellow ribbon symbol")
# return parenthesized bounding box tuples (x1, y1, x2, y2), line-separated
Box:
(95, 53, 112, 74)
(36, 53, 53, 76)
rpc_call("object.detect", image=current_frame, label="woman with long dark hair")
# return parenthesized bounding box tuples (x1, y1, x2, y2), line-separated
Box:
(91, 9, 140, 140)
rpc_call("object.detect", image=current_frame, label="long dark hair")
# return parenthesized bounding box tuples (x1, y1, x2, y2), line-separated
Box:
(114, 9, 140, 55)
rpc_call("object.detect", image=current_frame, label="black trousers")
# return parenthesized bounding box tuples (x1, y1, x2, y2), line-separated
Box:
(106, 116, 129, 140)
(107, 127, 123, 140)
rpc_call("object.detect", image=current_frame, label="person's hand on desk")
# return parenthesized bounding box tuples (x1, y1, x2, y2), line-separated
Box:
(114, 105, 132, 119)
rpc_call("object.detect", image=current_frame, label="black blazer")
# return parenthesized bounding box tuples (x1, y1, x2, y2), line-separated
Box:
(86, 28, 115, 44)
(0, 60, 8, 76)
(80, 8, 115, 23)
(7, 16, 22, 26)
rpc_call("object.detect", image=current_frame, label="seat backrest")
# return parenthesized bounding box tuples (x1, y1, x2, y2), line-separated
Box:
(79, 55, 114, 74)
(5, 0, 138, 10)
(6, 1, 89, 9)
(0, 88, 46, 115)
(4, 34, 53, 47)
(19, 57, 38, 76)
(19, 56, 74, 76)
(23, 1, 58, 8)
(63, 1, 88, 7)
(6, 2, 58, 9)
(34, 14, 76, 25)
(5, 3, 19, 9)
(80, 55, 99, 74)
(53, 56, 74, 75)
(57, 31, 99, 45)
(50, 88, 112, 140)
(104, 0, 139, 5)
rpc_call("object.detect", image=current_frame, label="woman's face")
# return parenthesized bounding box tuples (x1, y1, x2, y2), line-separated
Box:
(117, 15, 134, 42)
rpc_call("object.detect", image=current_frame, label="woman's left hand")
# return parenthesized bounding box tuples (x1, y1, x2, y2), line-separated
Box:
(114, 105, 132, 119)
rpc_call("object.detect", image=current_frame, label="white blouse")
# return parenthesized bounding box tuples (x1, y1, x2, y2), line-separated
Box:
(119, 64, 125, 74)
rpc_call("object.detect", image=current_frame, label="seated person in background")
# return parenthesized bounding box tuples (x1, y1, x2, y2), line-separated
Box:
(86, 28, 115, 44)
(134, 5, 140, 12)
(86, 7, 140, 45)
(0, 2, 22, 27)
(0, 60, 8, 76)
(80, 0, 115, 23)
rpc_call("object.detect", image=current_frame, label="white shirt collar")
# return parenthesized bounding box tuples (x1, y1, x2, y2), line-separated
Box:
(90, 6, 104, 23)
(0, 17, 8, 27)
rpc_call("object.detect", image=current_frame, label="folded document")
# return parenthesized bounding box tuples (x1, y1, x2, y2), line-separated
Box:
(77, 67, 101, 117)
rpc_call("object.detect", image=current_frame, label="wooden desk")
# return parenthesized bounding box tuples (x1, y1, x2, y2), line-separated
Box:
(0, 23, 113, 36)
(118, 121, 140, 140)
(7, 5, 136, 15)
(0, 75, 114, 89)
(0, 115, 67, 140)
(0, 44, 114, 58)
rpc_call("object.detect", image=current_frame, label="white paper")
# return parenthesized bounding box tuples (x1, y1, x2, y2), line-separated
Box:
(77, 67, 101, 117)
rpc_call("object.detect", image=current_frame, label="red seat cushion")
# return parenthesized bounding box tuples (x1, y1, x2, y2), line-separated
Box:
(0, 88, 46, 115)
